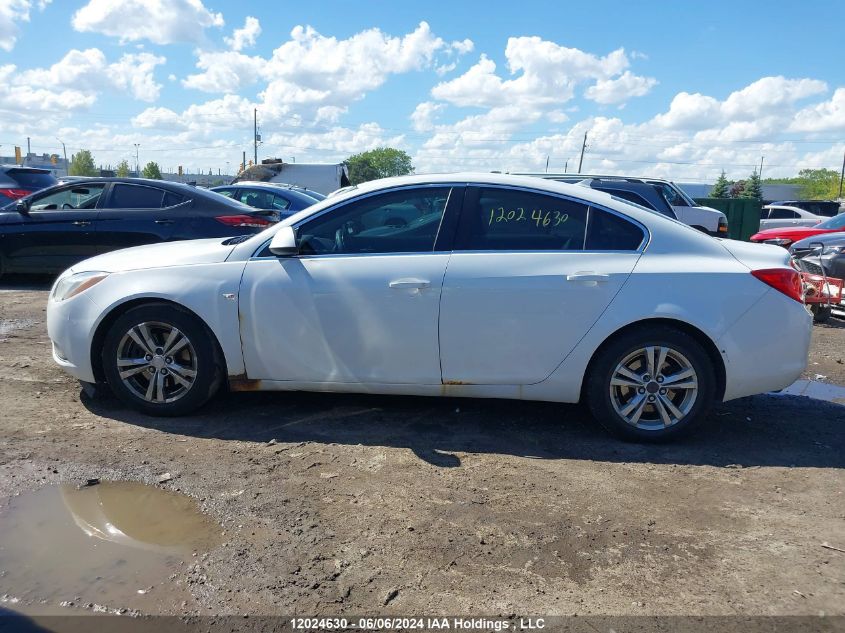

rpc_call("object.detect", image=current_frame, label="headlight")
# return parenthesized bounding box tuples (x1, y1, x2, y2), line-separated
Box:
(51, 271, 109, 301)
(764, 238, 792, 246)
(822, 245, 844, 255)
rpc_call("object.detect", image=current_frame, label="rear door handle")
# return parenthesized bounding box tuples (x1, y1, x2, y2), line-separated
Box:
(566, 272, 610, 283)
(389, 279, 431, 289)
(72, 221, 91, 227)
(154, 219, 174, 225)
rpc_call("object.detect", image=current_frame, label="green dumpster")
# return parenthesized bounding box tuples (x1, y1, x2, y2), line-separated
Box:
(694, 198, 762, 241)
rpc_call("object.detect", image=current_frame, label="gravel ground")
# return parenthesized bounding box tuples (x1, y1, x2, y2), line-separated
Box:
(0, 276, 843, 618)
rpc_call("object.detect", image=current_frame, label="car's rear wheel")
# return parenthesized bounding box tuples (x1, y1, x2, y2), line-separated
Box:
(585, 326, 715, 441)
(101, 304, 222, 416)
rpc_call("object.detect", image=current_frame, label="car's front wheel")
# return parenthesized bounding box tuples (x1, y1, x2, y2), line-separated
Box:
(101, 304, 222, 416)
(585, 326, 716, 441)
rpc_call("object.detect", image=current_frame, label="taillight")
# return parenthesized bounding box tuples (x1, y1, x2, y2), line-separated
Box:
(0, 188, 30, 200)
(718, 218, 729, 234)
(751, 268, 803, 303)
(215, 215, 271, 228)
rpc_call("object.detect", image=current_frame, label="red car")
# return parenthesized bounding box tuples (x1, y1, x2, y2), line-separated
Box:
(751, 212, 845, 247)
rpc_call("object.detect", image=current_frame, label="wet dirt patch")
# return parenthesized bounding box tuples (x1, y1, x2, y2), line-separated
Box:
(0, 481, 222, 615)
(775, 379, 845, 405)
(0, 318, 37, 340)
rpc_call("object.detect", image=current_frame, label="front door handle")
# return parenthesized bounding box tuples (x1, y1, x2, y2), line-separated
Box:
(72, 220, 91, 227)
(566, 272, 610, 283)
(154, 219, 174, 225)
(389, 279, 431, 289)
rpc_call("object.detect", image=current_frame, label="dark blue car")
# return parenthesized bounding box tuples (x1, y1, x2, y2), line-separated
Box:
(211, 182, 319, 220)
(0, 178, 272, 277)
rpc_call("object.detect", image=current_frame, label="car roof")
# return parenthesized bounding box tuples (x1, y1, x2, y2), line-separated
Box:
(0, 164, 52, 173)
(763, 204, 816, 214)
(510, 172, 678, 185)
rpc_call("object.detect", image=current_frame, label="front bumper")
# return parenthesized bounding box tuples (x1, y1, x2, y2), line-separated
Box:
(46, 292, 102, 383)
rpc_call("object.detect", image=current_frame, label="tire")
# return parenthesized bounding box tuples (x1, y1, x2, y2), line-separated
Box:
(811, 305, 832, 324)
(585, 326, 716, 442)
(101, 303, 222, 416)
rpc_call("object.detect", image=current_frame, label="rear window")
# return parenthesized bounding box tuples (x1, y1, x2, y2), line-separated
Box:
(8, 169, 57, 189)
(163, 192, 185, 207)
(109, 184, 167, 209)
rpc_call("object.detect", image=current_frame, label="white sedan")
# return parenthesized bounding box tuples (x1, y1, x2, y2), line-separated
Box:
(46, 174, 811, 441)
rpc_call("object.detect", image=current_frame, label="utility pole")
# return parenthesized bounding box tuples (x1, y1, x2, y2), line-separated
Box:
(56, 138, 67, 176)
(759, 156, 764, 180)
(839, 150, 845, 199)
(242, 150, 246, 173)
(577, 132, 588, 174)
(545, 155, 549, 173)
(134, 143, 140, 176)
(253, 108, 258, 166)
(564, 159, 568, 173)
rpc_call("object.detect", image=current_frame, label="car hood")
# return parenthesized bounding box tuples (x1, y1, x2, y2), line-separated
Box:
(753, 226, 824, 237)
(792, 233, 845, 249)
(68, 238, 236, 274)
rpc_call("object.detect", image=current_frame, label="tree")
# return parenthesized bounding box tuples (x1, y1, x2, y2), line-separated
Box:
(763, 168, 841, 199)
(141, 161, 162, 179)
(345, 147, 413, 185)
(68, 150, 98, 177)
(741, 170, 762, 201)
(729, 180, 746, 199)
(115, 159, 131, 177)
(710, 170, 730, 198)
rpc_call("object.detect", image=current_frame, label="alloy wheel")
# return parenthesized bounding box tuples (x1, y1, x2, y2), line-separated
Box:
(609, 346, 699, 430)
(115, 321, 198, 404)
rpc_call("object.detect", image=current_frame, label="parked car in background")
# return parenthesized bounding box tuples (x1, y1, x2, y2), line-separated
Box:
(558, 177, 677, 217)
(263, 182, 326, 202)
(750, 212, 845, 248)
(771, 200, 841, 217)
(47, 173, 810, 442)
(211, 182, 318, 220)
(0, 165, 57, 205)
(0, 178, 272, 276)
(759, 204, 825, 230)
(790, 232, 845, 280)
(521, 173, 728, 235)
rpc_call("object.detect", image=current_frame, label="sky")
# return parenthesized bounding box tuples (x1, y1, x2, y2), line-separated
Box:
(0, 0, 844, 181)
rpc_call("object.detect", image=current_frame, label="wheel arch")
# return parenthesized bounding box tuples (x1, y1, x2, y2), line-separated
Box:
(90, 297, 228, 383)
(581, 317, 726, 403)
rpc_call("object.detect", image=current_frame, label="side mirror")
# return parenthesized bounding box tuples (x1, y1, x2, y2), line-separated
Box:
(268, 225, 298, 256)
(15, 199, 30, 214)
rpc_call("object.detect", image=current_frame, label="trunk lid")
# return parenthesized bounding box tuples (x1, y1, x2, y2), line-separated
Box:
(719, 238, 791, 270)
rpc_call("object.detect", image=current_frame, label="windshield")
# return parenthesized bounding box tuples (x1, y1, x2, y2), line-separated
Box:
(817, 213, 845, 230)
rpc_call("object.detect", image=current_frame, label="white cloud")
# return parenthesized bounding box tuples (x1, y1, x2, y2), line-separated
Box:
(585, 70, 658, 105)
(225, 16, 260, 51)
(72, 0, 224, 45)
(0, 0, 50, 51)
(652, 92, 722, 130)
(790, 87, 845, 133)
(0, 63, 95, 118)
(182, 50, 264, 93)
(721, 76, 827, 119)
(17, 48, 165, 102)
(431, 38, 648, 112)
(410, 101, 446, 132)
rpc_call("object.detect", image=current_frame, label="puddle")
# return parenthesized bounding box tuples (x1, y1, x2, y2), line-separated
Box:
(0, 481, 222, 615)
(0, 318, 37, 337)
(772, 379, 845, 404)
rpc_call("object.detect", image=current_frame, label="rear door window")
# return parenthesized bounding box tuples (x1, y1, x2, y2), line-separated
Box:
(109, 184, 167, 209)
(770, 208, 798, 219)
(585, 208, 646, 250)
(454, 187, 588, 251)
